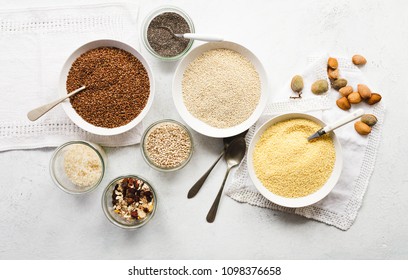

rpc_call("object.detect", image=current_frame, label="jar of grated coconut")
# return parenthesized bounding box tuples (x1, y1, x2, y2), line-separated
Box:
(50, 141, 107, 194)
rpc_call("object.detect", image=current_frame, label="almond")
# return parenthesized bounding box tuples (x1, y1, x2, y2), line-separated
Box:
(327, 68, 339, 80)
(311, 79, 329, 94)
(357, 84, 372, 99)
(291, 75, 304, 93)
(339, 86, 353, 97)
(361, 114, 377, 126)
(328, 57, 338, 69)
(366, 93, 382, 105)
(336, 97, 351, 110)
(354, 121, 371, 135)
(332, 78, 347, 90)
(347, 92, 362, 104)
(352, 55, 367, 66)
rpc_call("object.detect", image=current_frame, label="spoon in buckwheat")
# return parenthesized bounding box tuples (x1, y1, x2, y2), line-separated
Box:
(27, 86, 86, 121)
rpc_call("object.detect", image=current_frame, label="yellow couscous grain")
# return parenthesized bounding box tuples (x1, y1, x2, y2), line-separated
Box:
(253, 118, 336, 198)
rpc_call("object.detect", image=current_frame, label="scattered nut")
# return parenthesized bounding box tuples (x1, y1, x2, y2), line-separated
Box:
(357, 84, 372, 100)
(311, 79, 329, 94)
(352, 55, 367, 66)
(328, 57, 338, 69)
(361, 114, 377, 126)
(290, 75, 304, 99)
(339, 86, 353, 97)
(366, 93, 382, 105)
(347, 92, 362, 104)
(291, 75, 304, 93)
(354, 121, 372, 135)
(336, 97, 351, 110)
(328, 68, 339, 80)
(332, 78, 348, 90)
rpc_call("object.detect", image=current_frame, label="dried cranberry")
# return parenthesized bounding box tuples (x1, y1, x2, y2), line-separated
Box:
(130, 211, 138, 219)
(145, 191, 153, 202)
(126, 198, 134, 204)
(121, 178, 128, 188)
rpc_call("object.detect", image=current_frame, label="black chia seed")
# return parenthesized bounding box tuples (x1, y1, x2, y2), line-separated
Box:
(147, 12, 191, 57)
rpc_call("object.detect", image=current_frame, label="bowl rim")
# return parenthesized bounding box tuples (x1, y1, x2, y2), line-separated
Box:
(60, 39, 155, 136)
(141, 5, 195, 61)
(101, 175, 157, 229)
(247, 113, 343, 208)
(49, 140, 106, 195)
(140, 119, 194, 172)
(172, 40, 269, 138)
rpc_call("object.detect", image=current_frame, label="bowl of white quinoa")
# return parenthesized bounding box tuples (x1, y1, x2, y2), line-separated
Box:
(247, 113, 343, 208)
(50, 141, 107, 194)
(172, 41, 269, 138)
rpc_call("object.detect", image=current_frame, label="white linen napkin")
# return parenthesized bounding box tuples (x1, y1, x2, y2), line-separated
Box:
(0, 3, 143, 151)
(226, 56, 385, 230)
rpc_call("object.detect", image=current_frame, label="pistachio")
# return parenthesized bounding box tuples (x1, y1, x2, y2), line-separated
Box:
(311, 79, 329, 94)
(347, 92, 362, 104)
(291, 75, 304, 93)
(357, 84, 372, 99)
(339, 86, 353, 97)
(354, 121, 372, 135)
(366, 93, 382, 105)
(328, 57, 338, 69)
(352, 55, 367, 66)
(361, 114, 377, 126)
(332, 78, 348, 90)
(336, 97, 351, 110)
(328, 68, 339, 80)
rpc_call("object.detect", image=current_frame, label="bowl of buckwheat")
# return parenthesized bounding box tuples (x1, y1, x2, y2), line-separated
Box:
(141, 119, 193, 172)
(60, 39, 155, 136)
(102, 175, 157, 229)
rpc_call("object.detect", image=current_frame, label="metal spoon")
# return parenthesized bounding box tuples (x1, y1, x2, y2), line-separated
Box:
(206, 137, 246, 223)
(187, 130, 249, 199)
(157, 26, 223, 42)
(27, 86, 86, 121)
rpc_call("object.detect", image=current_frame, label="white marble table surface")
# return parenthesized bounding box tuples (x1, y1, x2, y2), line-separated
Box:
(1, 0, 407, 259)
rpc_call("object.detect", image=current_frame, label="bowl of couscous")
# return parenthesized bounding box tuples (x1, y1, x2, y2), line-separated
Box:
(247, 113, 343, 208)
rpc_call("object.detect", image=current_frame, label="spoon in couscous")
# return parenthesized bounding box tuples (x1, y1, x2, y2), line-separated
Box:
(206, 137, 246, 223)
(307, 109, 364, 141)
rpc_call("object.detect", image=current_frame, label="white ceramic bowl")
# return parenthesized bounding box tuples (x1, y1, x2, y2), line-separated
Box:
(60, 39, 155, 136)
(172, 41, 269, 138)
(247, 113, 343, 208)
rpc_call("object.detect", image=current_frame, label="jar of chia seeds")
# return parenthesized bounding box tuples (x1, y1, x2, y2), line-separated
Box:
(141, 6, 195, 61)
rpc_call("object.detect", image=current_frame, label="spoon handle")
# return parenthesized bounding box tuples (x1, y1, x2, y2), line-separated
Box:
(206, 167, 231, 223)
(187, 151, 224, 199)
(178, 33, 223, 42)
(27, 86, 86, 121)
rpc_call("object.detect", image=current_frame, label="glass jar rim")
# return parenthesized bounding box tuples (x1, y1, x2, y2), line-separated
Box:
(141, 5, 195, 61)
(140, 119, 194, 172)
(49, 140, 106, 195)
(101, 175, 157, 229)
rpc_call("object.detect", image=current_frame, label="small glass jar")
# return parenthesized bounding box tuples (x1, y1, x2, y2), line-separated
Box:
(141, 119, 194, 172)
(102, 175, 157, 230)
(141, 5, 195, 61)
(50, 141, 107, 195)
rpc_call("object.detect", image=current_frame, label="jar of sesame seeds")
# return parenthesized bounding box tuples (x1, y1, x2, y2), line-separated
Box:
(141, 119, 193, 172)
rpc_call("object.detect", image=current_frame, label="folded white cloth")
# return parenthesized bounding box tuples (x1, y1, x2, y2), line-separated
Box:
(0, 3, 143, 151)
(226, 56, 385, 230)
